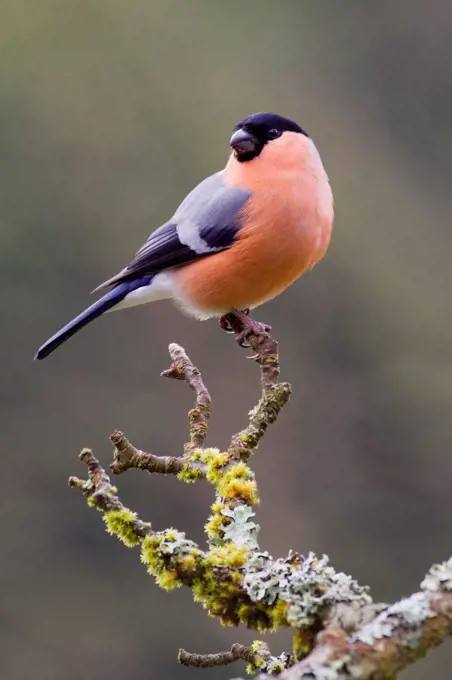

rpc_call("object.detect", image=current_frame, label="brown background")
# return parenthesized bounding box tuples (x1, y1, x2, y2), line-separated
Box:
(2, 2, 452, 678)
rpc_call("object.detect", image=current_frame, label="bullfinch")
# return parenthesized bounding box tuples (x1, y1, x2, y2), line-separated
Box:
(35, 112, 334, 360)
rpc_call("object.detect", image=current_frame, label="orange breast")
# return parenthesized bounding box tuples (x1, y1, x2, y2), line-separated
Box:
(175, 133, 334, 315)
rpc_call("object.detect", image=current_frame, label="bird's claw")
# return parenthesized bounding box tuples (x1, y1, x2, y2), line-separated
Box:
(219, 316, 236, 333)
(219, 311, 271, 347)
(236, 321, 272, 348)
(219, 308, 250, 334)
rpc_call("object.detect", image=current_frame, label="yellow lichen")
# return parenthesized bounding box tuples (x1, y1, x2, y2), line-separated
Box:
(140, 530, 202, 591)
(103, 509, 141, 547)
(205, 451, 230, 484)
(177, 553, 197, 575)
(200, 447, 221, 463)
(206, 544, 248, 568)
(217, 462, 252, 487)
(177, 463, 203, 483)
(140, 534, 184, 591)
(192, 574, 215, 603)
(155, 570, 182, 590)
(211, 500, 227, 514)
(191, 572, 242, 627)
(271, 599, 290, 629)
(246, 641, 266, 674)
(292, 628, 314, 660)
(141, 534, 164, 571)
(237, 602, 254, 623)
(222, 478, 259, 504)
(223, 461, 251, 480)
(204, 500, 234, 541)
(205, 512, 228, 540)
(190, 557, 284, 631)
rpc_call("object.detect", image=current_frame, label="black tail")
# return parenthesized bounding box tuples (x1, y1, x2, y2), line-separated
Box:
(35, 282, 134, 360)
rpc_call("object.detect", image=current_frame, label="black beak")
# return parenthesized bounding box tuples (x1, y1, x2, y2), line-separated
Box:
(229, 128, 258, 158)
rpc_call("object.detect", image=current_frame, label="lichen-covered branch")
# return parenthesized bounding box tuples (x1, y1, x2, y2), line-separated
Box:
(71, 444, 369, 631)
(68, 324, 452, 678)
(69, 448, 152, 547)
(106, 329, 292, 554)
(229, 558, 452, 680)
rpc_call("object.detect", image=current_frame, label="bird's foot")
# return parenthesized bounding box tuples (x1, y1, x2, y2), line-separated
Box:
(219, 309, 271, 347)
(219, 308, 249, 334)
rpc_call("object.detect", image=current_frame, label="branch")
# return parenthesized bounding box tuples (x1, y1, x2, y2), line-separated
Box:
(67, 320, 452, 679)
(179, 640, 294, 675)
(240, 560, 452, 680)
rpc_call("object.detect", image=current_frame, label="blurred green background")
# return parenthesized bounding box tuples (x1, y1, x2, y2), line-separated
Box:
(2, 1, 452, 678)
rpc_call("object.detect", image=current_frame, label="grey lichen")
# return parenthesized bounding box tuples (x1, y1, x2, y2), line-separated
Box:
(352, 592, 434, 646)
(157, 529, 199, 556)
(221, 505, 260, 550)
(260, 651, 292, 675)
(289, 659, 350, 680)
(140, 528, 204, 591)
(244, 551, 371, 627)
(352, 618, 393, 645)
(389, 592, 434, 626)
(243, 551, 284, 605)
(421, 557, 452, 592)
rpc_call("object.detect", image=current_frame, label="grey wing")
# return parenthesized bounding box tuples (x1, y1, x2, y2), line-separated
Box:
(174, 172, 251, 250)
(94, 172, 251, 291)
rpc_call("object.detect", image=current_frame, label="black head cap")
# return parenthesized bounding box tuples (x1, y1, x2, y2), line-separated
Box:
(230, 112, 308, 162)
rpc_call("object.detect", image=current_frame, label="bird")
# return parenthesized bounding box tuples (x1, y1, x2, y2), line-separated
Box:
(35, 112, 334, 360)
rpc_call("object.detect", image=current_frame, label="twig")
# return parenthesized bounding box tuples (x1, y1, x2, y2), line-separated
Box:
(69, 449, 152, 540)
(221, 314, 281, 390)
(161, 342, 211, 451)
(227, 381, 291, 461)
(109, 430, 187, 476)
(180, 641, 293, 675)
(109, 343, 211, 476)
(225, 323, 292, 460)
(178, 642, 260, 669)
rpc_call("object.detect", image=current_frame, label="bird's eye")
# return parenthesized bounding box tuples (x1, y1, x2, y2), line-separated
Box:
(267, 128, 282, 140)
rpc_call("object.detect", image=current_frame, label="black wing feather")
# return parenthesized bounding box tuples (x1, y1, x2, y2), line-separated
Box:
(125, 222, 201, 276)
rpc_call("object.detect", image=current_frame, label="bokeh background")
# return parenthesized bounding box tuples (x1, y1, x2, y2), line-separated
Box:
(2, 1, 452, 678)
